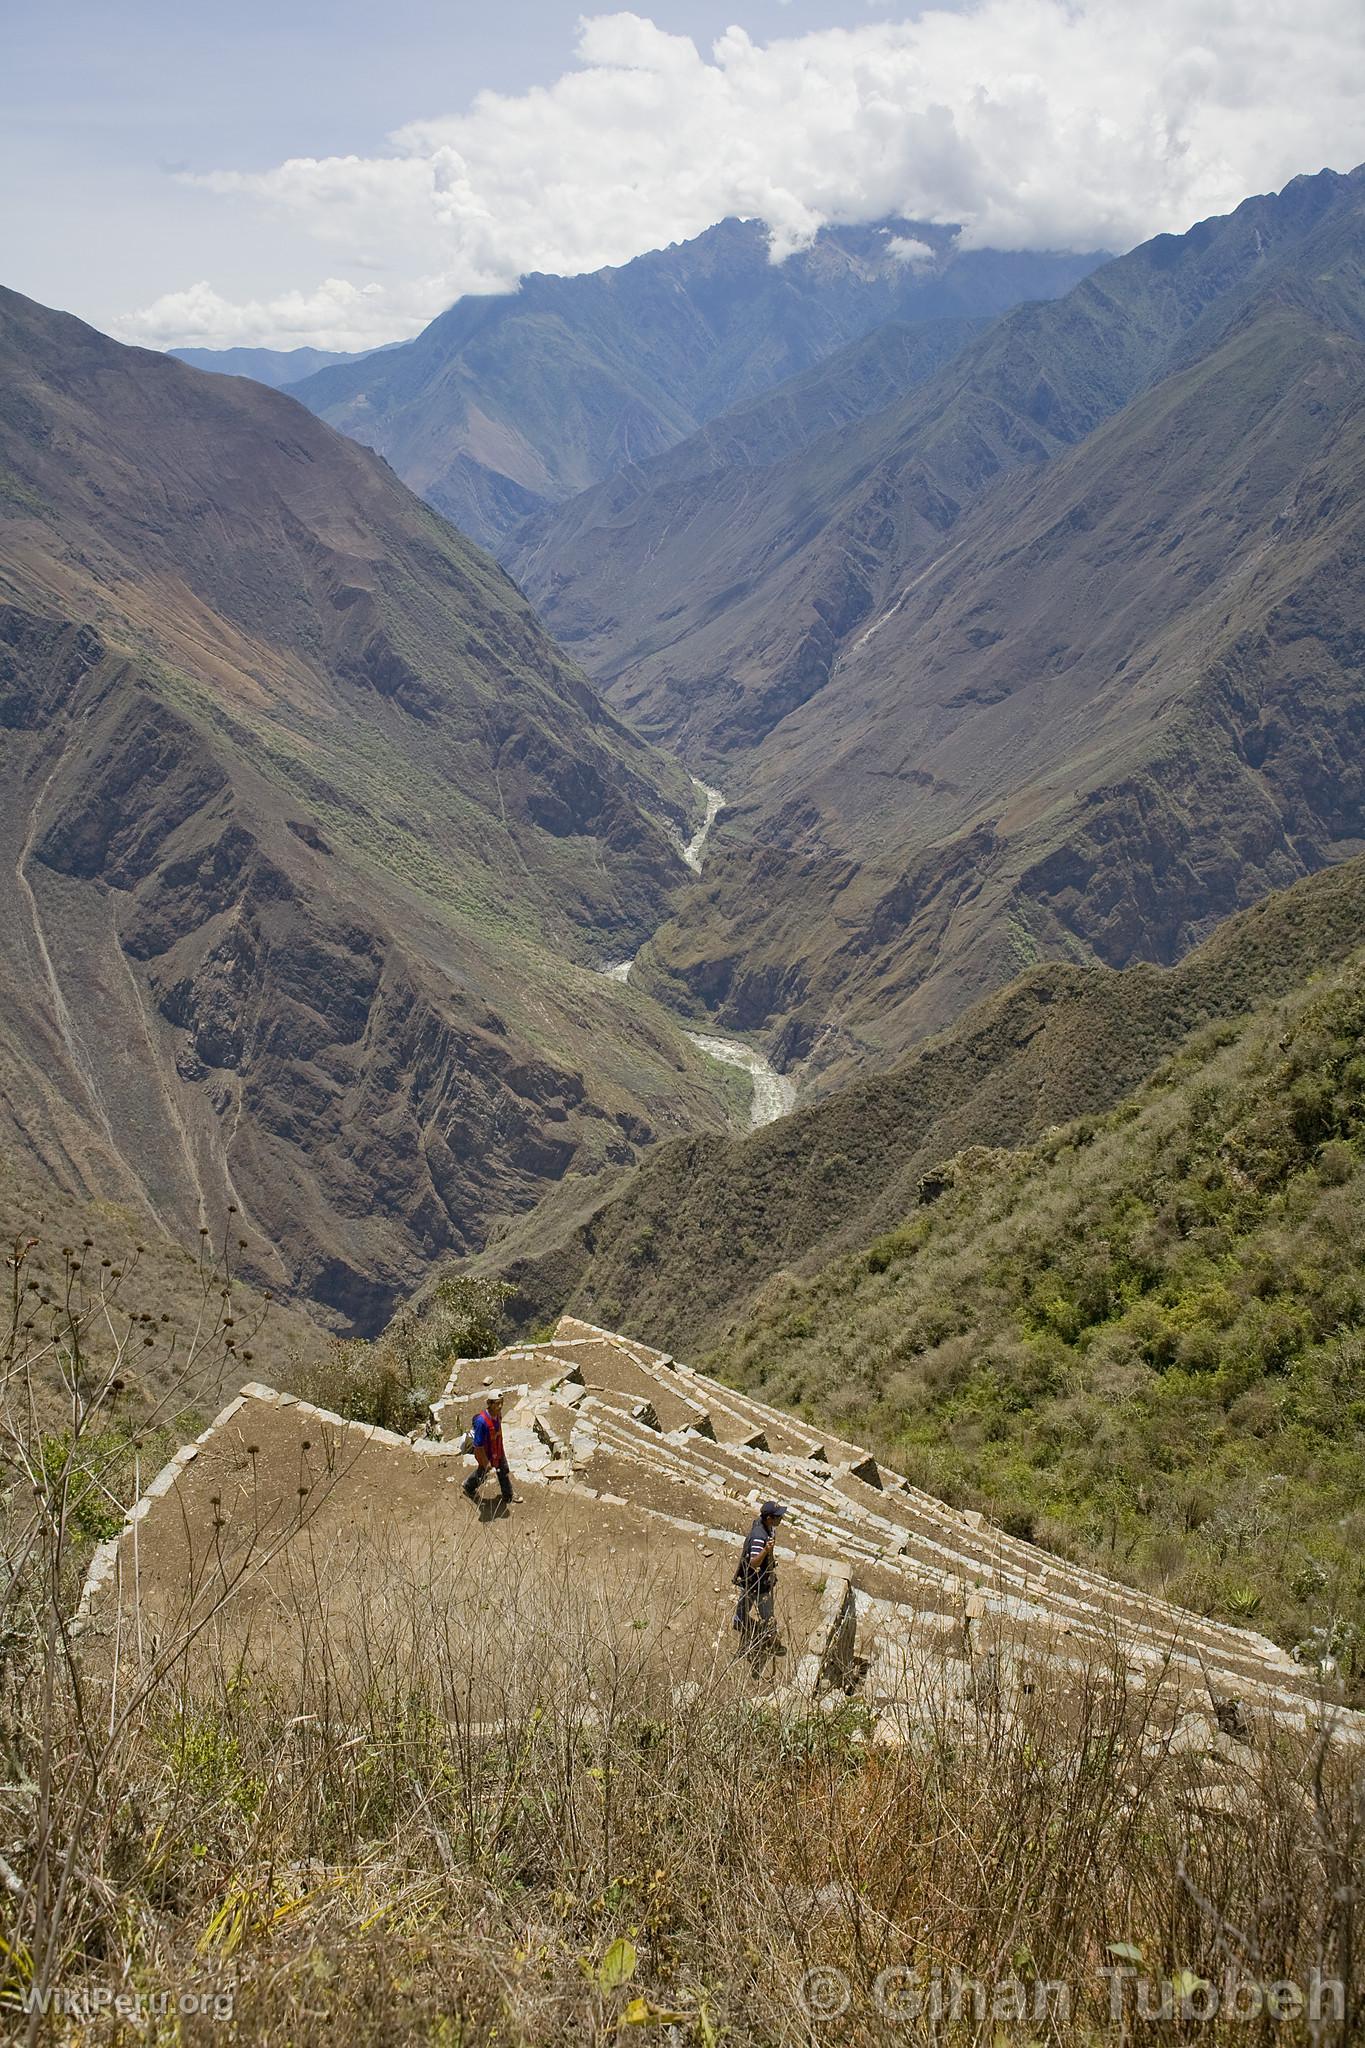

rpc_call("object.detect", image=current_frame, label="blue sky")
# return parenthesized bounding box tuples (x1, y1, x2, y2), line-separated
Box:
(5, 0, 1363, 351)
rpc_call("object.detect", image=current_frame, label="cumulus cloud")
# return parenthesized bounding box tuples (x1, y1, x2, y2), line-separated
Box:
(124, 275, 447, 352)
(886, 235, 936, 267)
(120, 0, 1365, 350)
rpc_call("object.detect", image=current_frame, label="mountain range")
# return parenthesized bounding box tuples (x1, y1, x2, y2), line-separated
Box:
(286, 219, 1103, 549)
(0, 287, 737, 1331)
(508, 167, 1365, 1087)
(169, 342, 382, 389)
(6, 162, 1364, 1347)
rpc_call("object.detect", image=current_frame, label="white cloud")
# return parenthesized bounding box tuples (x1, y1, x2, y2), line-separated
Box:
(119, 0, 1365, 350)
(123, 275, 447, 352)
(886, 235, 937, 266)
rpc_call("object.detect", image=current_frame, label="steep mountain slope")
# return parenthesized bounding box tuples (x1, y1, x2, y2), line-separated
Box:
(484, 864, 1365, 1659)
(1, 1136, 327, 1400)
(488, 855, 1365, 1356)
(519, 166, 1365, 764)
(511, 312, 986, 666)
(169, 344, 380, 389)
(0, 287, 734, 1332)
(291, 219, 1101, 549)
(716, 947, 1365, 1665)
(532, 167, 1365, 1082)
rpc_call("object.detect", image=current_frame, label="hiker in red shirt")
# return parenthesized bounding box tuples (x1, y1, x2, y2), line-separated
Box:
(462, 1392, 516, 1508)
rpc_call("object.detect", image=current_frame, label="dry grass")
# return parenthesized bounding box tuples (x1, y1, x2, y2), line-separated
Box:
(4, 1229, 1364, 2043)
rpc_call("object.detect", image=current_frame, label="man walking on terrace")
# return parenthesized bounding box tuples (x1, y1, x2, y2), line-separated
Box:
(462, 1392, 517, 1509)
(733, 1501, 787, 1670)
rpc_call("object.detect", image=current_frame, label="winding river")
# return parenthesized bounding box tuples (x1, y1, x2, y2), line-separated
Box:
(601, 777, 795, 1128)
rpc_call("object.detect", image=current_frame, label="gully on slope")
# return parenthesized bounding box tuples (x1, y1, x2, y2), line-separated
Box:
(601, 777, 794, 1129)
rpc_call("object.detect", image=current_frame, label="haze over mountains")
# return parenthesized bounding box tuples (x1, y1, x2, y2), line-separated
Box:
(170, 342, 381, 389)
(286, 219, 1103, 550)
(0, 287, 739, 1331)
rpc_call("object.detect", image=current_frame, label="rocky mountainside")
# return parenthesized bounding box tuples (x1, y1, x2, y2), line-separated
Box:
(0, 286, 736, 1331)
(518, 167, 1365, 1082)
(290, 220, 1102, 549)
(488, 853, 1365, 1355)
(510, 311, 986, 661)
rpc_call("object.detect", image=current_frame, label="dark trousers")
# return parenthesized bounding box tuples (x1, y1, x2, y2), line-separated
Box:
(464, 1457, 513, 1504)
(733, 1572, 776, 1656)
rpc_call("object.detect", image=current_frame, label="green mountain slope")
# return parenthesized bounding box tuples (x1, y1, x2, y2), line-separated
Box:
(0, 287, 734, 1331)
(488, 854, 1365, 1357)
(716, 948, 1365, 1666)
(293, 218, 1100, 549)
(490, 857, 1365, 1663)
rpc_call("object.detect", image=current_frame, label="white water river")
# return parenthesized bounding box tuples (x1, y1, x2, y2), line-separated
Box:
(600, 776, 795, 1128)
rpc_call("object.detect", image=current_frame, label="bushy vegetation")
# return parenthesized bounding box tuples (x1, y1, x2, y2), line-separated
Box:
(289, 1272, 510, 1432)
(721, 955, 1365, 1673)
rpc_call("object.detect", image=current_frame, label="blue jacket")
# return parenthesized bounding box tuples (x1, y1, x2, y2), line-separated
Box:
(472, 1409, 505, 1466)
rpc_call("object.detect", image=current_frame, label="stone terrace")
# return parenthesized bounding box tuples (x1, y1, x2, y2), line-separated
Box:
(79, 1314, 1360, 1769)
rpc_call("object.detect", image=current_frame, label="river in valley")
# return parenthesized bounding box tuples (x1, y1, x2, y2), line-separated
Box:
(600, 777, 794, 1128)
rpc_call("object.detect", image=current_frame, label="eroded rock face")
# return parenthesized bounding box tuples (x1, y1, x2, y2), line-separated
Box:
(0, 288, 731, 1331)
(518, 169, 1365, 1089)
